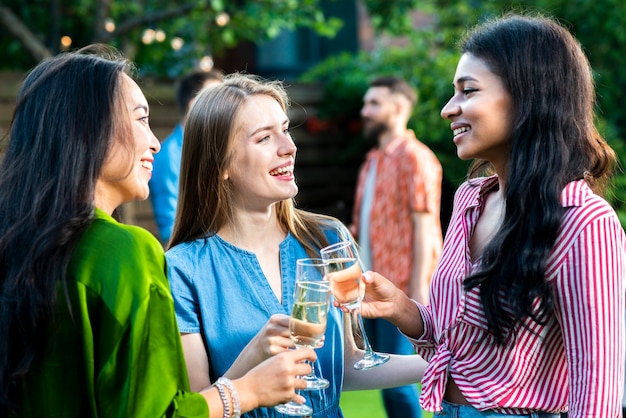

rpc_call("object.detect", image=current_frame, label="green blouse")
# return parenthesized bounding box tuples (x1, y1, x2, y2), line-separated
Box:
(17, 209, 208, 417)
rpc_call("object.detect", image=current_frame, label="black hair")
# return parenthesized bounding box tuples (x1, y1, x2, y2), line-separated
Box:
(0, 45, 133, 414)
(462, 14, 616, 344)
(175, 68, 224, 115)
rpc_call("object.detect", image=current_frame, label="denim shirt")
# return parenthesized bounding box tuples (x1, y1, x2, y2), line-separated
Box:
(167, 226, 347, 418)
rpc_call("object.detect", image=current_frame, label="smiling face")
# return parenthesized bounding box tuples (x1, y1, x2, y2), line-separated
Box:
(95, 73, 160, 213)
(441, 53, 514, 172)
(224, 94, 298, 209)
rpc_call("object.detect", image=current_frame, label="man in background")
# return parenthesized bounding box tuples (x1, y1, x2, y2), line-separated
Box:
(350, 76, 443, 418)
(149, 69, 223, 244)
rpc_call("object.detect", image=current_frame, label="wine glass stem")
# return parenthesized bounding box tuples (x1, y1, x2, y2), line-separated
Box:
(305, 359, 316, 380)
(349, 305, 376, 356)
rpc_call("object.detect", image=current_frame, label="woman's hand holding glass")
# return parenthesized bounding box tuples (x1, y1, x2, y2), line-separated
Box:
(226, 314, 294, 379)
(357, 271, 406, 319)
(321, 241, 390, 370)
(359, 271, 426, 340)
(239, 348, 316, 411)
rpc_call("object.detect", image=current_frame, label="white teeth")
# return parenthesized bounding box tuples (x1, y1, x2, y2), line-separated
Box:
(453, 126, 470, 136)
(270, 165, 294, 176)
(141, 161, 153, 171)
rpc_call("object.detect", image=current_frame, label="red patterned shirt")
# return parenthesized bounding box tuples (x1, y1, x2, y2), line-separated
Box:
(352, 130, 443, 294)
(412, 176, 626, 416)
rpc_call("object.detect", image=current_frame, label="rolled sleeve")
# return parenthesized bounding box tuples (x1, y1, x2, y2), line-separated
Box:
(166, 248, 202, 334)
(402, 300, 437, 361)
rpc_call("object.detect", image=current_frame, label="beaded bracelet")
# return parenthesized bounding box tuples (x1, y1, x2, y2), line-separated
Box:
(217, 377, 241, 418)
(214, 379, 230, 418)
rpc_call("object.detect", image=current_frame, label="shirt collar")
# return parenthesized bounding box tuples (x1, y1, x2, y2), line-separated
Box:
(465, 175, 499, 210)
(476, 175, 500, 196)
(94, 207, 116, 222)
(377, 130, 415, 156)
(560, 179, 588, 208)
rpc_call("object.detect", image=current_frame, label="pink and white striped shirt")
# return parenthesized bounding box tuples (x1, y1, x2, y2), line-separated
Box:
(411, 176, 625, 416)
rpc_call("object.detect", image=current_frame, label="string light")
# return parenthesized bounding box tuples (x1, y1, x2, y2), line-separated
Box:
(171, 37, 184, 51)
(142, 29, 155, 44)
(60, 36, 72, 50)
(155, 29, 166, 42)
(215, 12, 230, 27)
(199, 55, 214, 71)
(104, 18, 115, 33)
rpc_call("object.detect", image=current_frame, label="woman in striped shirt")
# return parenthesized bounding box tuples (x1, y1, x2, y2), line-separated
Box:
(358, 13, 626, 417)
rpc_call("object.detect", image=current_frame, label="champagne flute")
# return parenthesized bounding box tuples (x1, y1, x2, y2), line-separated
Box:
(293, 258, 331, 390)
(275, 261, 331, 416)
(320, 240, 390, 370)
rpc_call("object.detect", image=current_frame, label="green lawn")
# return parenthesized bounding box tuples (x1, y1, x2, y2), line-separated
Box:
(339, 387, 433, 418)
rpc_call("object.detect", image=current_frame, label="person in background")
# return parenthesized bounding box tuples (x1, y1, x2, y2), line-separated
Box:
(350, 76, 442, 418)
(0, 46, 314, 418)
(166, 73, 429, 418)
(357, 13, 625, 418)
(150, 68, 223, 244)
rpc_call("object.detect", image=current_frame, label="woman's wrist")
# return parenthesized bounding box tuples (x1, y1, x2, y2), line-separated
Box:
(231, 376, 258, 414)
(390, 294, 424, 338)
(213, 378, 231, 418)
(216, 377, 241, 418)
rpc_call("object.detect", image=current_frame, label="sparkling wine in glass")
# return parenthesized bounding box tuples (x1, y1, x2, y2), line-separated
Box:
(321, 241, 390, 370)
(292, 258, 331, 390)
(275, 259, 331, 416)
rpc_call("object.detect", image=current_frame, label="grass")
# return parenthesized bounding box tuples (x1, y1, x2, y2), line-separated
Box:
(339, 386, 433, 418)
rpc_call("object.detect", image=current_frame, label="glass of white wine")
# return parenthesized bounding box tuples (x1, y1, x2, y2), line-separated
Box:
(275, 258, 331, 416)
(294, 258, 331, 390)
(321, 240, 390, 370)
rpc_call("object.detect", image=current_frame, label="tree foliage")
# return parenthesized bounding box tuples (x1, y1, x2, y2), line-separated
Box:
(0, 0, 344, 78)
(361, 0, 420, 36)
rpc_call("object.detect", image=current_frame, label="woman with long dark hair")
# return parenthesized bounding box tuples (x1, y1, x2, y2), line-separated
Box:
(0, 46, 315, 418)
(358, 13, 625, 417)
